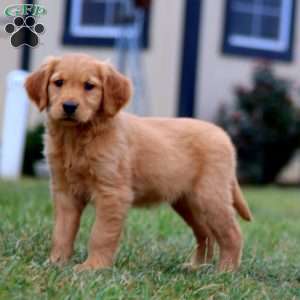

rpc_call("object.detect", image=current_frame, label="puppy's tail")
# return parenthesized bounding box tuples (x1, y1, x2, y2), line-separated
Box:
(232, 178, 252, 221)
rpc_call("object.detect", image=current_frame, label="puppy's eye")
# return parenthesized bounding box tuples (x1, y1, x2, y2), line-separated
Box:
(54, 79, 64, 87)
(84, 82, 95, 91)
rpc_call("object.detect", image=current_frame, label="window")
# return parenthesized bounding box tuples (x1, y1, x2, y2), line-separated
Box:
(63, 0, 151, 47)
(223, 0, 296, 61)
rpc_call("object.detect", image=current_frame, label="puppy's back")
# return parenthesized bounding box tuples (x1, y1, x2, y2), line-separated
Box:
(121, 113, 236, 205)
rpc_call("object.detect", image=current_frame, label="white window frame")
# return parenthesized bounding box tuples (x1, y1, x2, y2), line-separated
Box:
(70, 0, 135, 38)
(228, 0, 293, 52)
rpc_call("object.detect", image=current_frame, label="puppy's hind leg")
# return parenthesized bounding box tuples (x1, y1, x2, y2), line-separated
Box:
(191, 181, 243, 272)
(172, 197, 215, 268)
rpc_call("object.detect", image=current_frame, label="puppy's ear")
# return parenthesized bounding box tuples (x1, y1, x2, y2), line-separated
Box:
(25, 57, 59, 111)
(101, 64, 133, 117)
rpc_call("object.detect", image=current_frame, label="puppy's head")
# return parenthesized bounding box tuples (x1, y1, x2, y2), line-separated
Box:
(25, 53, 132, 125)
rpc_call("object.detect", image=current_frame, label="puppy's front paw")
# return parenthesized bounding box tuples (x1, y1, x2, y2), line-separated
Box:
(74, 258, 111, 272)
(50, 248, 72, 265)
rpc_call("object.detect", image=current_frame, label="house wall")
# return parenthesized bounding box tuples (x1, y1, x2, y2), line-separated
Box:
(1, 0, 300, 131)
(196, 0, 300, 121)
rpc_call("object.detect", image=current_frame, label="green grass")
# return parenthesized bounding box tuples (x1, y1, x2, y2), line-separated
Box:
(0, 180, 300, 299)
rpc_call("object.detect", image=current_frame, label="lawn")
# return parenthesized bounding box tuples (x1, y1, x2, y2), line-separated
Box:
(0, 180, 300, 299)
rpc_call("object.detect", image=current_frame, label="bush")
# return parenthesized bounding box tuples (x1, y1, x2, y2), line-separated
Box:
(22, 124, 45, 176)
(217, 62, 300, 184)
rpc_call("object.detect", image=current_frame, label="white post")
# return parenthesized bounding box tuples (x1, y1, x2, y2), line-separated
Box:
(0, 70, 29, 179)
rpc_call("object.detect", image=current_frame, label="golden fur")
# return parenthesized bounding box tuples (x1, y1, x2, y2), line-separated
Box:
(25, 53, 252, 272)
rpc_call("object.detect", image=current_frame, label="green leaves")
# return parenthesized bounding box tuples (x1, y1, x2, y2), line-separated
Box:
(218, 63, 300, 183)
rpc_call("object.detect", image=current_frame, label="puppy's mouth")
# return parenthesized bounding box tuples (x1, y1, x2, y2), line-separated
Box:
(62, 116, 76, 121)
(61, 116, 78, 124)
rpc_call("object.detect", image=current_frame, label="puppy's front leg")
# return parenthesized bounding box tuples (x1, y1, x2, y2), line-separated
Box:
(50, 191, 86, 265)
(75, 190, 131, 272)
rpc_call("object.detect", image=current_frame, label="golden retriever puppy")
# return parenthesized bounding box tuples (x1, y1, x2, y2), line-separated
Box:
(25, 53, 252, 272)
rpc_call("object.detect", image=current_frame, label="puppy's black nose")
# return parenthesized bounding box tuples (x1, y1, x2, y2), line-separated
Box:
(63, 101, 78, 115)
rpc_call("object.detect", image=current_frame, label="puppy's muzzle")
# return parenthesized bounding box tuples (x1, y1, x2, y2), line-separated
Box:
(63, 101, 78, 116)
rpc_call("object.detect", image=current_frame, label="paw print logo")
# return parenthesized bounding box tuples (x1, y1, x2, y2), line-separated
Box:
(4, 16, 44, 47)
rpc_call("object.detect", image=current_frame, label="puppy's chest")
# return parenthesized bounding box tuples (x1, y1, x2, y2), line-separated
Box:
(52, 137, 99, 196)
(65, 147, 93, 177)
(65, 145, 96, 193)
